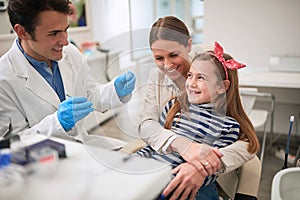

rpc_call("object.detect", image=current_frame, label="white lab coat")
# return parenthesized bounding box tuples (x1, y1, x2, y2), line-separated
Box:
(0, 39, 124, 139)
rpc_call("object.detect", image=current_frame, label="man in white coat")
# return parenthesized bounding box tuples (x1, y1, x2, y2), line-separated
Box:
(0, 0, 136, 139)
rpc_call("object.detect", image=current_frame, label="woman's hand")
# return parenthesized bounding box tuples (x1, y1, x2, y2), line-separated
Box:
(162, 163, 206, 200)
(170, 137, 223, 175)
(183, 142, 223, 175)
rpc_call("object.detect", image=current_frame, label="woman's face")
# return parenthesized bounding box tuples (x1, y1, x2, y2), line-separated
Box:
(186, 60, 224, 104)
(151, 39, 190, 81)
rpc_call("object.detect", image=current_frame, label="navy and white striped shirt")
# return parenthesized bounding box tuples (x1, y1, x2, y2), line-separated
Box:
(137, 99, 240, 186)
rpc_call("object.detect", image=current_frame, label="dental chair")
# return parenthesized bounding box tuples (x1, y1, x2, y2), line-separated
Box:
(239, 87, 275, 164)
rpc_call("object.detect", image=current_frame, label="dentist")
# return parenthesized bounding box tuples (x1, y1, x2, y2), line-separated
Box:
(0, 0, 135, 139)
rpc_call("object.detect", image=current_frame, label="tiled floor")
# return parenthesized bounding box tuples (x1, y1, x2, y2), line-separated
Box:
(259, 148, 284, 199)
(89, 114, 298, 200)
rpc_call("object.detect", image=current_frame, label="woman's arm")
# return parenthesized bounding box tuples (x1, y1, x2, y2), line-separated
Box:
(138, 68, 176, 152)
(170, 136, 223, 174)
(170, 137, 254, 174)
(219, 140, 255, 173)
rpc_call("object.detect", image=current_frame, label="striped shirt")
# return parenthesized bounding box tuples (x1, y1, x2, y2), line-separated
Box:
(137, 99, 240, 186)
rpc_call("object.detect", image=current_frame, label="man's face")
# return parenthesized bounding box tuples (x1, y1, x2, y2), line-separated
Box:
(22, 10, 70, 64)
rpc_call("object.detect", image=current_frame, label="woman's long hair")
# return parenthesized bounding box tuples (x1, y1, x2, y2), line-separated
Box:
(149, 16, 190, 48)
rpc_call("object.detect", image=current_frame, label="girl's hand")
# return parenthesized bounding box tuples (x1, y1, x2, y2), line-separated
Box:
(162, 163, 206, 200)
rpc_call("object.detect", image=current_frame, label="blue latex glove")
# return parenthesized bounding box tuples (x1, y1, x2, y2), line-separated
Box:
(57, 97, 94, 131)
(114, 71, 136, 97)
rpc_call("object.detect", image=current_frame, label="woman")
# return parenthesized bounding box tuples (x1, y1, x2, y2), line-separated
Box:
(139, 16, 260, 200)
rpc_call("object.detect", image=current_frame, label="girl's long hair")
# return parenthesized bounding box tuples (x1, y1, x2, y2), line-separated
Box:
(164, 52, 260, 154)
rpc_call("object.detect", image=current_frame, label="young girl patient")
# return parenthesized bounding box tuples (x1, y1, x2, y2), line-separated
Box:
(137, 42, 257, 199)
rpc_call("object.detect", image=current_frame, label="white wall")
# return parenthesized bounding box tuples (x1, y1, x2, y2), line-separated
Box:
(204, 0, 300, 135)
(89, 0, 130, 51)
(3, 0, 299, 65)
(1, 0, 299, 135)
(203, 0, 300, 69)
(89, 0, 154, 68)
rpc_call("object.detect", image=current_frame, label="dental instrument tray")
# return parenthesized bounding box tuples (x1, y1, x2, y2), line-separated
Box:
(25, 139, 67, 160)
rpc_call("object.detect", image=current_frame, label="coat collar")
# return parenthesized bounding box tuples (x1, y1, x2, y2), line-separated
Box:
(10, 39, 61, 108)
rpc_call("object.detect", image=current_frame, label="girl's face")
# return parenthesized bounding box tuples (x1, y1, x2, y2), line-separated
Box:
(151, 39, 190, 81)
(186, 60, 225, 104)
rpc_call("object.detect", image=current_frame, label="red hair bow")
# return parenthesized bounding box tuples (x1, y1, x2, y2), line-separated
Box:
(211, 41, 246, 80)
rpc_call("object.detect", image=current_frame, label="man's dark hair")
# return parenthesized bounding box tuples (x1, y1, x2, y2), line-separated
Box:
(7, 0, 71, 38)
